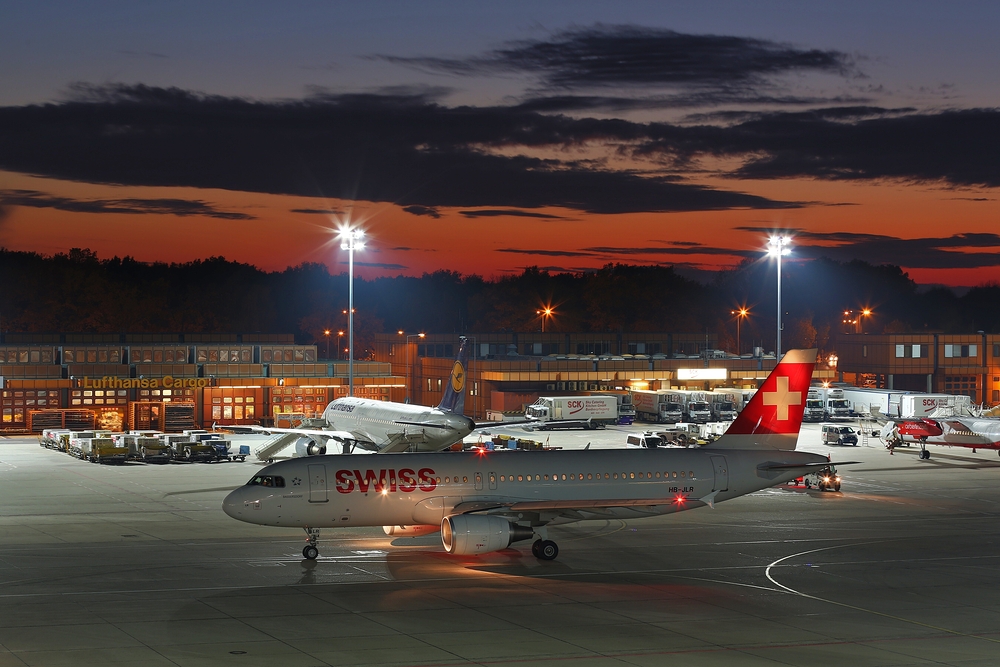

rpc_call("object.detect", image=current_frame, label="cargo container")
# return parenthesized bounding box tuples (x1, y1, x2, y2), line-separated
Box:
(115, 433, 171, 463)
(162, 434, 219, 462)
(67, 430, 113, 458)
(40, 428, 72, 449)
(81, 436, 128, 464)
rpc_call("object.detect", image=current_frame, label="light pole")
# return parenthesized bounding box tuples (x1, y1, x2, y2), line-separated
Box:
(860, 308, 871, 334)
(766, 236, 791, 358)
(405, 333, 425, 403)
(337, 330, 344, 360)
(731, 308, 748, 355)
(323, 329, 330, 359)
(340, 227, 364, 396)
(536, 307, 554, 332)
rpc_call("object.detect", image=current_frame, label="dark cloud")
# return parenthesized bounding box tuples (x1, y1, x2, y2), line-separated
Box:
(0, 189, 254, 219)
(382, 25, 856, 92)
(340, 261, 408, 270)
(582, 244, 754, 257)
(496, 248, 595, 257)
(459, 209, 564, 219)
(512, 92, 872, 114)
(0, 84, 798, 214)
(733, 227, 1000, 269)
(290, 208, 344, 214)
(402, 205, 441, 218)
(661, 108, 1000, 187)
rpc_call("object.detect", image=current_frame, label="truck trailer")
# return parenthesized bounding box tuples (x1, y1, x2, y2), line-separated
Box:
(630, 390, 683, 423)
(525, 396, 618, 429)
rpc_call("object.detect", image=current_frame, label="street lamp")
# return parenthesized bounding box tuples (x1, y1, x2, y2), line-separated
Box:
(766, 236, 792, 358)
(536, 307, 554, 332)
(860, 308, 872, 334)
(730, 308, 749, 355)
(337, 330, 344, 360)
(339, 227, 365, 396)
(405, 333, 425, 403)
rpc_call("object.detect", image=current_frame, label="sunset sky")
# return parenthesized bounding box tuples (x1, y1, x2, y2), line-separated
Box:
(2, 1, 999, 287)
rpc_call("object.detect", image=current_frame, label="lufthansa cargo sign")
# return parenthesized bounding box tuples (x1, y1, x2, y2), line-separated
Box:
(80, 376, 212, 389)
(676, 368, 728, 380)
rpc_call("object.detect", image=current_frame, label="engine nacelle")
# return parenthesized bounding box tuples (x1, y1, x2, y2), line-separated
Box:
(383, 524, 440, 537)
(441, 514, 534, 556)
(293, 437, 326, 457)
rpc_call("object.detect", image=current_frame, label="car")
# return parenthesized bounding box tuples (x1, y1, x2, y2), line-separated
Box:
(822, 424, 859, 446)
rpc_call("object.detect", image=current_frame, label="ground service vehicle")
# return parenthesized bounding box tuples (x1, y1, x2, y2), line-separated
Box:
(817, 387, 851, 419)
(625, 432, 664, 448)
(590, 392, 635, 424)
(822, 425, 859, 446)
(525, 396, 618, 429)
(709, 391, 738, 421)
(803, 389, 826, 422)
(631, 390, 682, 423)
(811, 464, 842, 491)
(683, 392, 712, 423)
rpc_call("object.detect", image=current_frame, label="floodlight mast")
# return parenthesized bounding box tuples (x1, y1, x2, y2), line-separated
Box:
(340, 228, 365, 396)
(766, 236, 792, 359)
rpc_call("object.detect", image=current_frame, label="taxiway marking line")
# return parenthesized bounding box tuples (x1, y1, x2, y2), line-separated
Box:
(765, 542, 1000, 645)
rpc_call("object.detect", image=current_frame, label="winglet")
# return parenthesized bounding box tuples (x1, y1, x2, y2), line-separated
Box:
(436, 337, 470, 415)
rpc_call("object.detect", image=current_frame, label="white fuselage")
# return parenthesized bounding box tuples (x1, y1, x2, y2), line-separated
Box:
(223, 448, 827, 529)
(322, 397, 475, 452)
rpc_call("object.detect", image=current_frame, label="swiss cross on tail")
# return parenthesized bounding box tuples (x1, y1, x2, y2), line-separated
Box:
(723, 349, 816, 438)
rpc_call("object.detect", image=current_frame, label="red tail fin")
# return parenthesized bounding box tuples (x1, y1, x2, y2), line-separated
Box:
(707, 349, 817, 450)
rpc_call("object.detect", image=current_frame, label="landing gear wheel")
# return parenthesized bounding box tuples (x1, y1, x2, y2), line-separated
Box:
(537, 540, 559, 560)
(302, 545, 318, 560)
(922, 450, 931, 460)
(531, 539, 542, 558)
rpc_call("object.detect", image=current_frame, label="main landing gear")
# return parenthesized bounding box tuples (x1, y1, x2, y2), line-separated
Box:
(918, 438, 931, 460)
(531, 539, 559, 560)
(302, 527, 320, 560)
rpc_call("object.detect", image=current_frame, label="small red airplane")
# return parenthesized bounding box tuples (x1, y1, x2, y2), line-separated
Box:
(881, 416, 1000, 460)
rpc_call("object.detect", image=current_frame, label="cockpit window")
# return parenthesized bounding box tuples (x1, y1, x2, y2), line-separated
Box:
(248, 475, 285, 488)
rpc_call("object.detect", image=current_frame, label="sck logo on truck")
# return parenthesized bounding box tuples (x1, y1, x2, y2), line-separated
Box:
(335, 468, 437, 493)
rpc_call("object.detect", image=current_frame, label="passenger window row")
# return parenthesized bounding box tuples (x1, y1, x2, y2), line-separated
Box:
(434, 471, 696, 484)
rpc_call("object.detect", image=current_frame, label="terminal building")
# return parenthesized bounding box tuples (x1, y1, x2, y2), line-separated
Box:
(835, 332, 1000, 404)
(0, 333, 403, 433)
(373, 332, 838, 419)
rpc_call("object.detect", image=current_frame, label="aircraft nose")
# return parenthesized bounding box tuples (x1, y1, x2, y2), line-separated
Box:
(222, 488, 243, 520)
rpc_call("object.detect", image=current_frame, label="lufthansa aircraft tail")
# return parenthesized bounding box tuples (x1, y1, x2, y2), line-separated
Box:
(436, 337, 470, 415)
(707, 349, 817, 451)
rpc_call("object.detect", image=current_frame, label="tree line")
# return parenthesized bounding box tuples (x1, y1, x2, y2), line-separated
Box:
(0, 248, 996, 358)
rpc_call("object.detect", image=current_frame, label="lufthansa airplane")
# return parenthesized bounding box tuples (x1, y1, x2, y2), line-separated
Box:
(251, 338, 475, 455)
(225, 349, 845, 561)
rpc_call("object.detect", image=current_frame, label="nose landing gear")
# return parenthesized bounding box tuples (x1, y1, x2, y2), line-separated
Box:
(302, 527, 320, 559)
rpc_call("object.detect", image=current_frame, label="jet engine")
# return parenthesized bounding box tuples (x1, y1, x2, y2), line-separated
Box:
(440, 514, 534, 556)
(383, 524, 439, 537)
(293, 437, 327, 457)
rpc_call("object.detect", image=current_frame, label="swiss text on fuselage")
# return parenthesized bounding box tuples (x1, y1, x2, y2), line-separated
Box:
(334, 468, 437, 493)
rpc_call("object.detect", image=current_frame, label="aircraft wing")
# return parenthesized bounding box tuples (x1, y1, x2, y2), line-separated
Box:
(394, 420, 458, 430)
(247, 425, 351, 442)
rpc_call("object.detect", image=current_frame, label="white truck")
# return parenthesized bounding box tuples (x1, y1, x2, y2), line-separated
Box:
(815, 387, 851, 420)
(590, 392, 635, 425)
(631, 390, 683, 423)
(804, 389, 826, 422)
(682, 391, 713, 423)
(900, 393, 972, 418)
(709, 391, 738, 421)
(525, 396, 618, 429)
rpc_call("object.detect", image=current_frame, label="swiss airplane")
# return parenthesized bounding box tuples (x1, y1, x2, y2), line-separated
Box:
(224, 349, 848, 561)
(881, 417, 1000, 459)
(250, 338, 476, 455)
